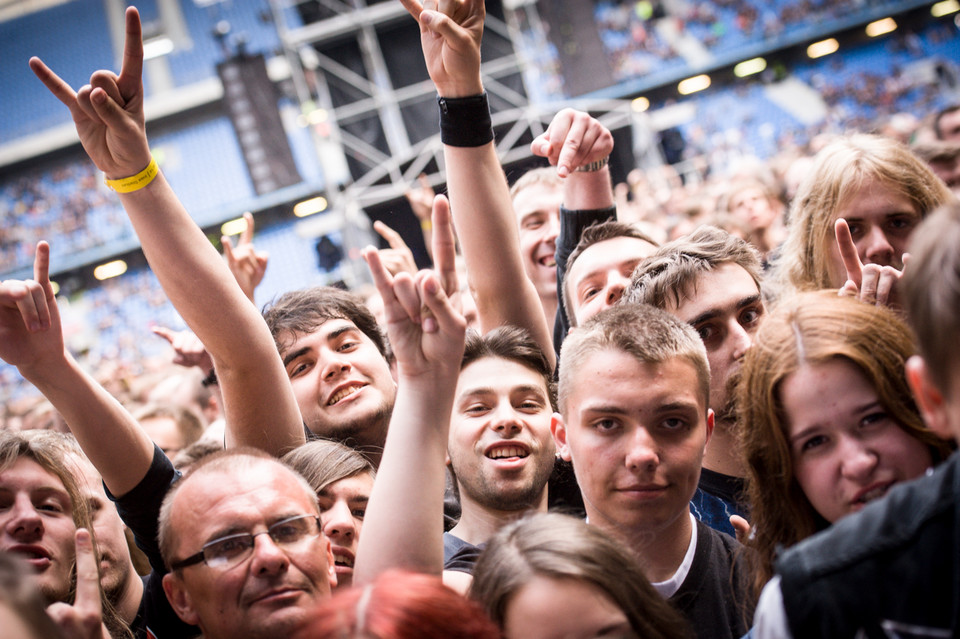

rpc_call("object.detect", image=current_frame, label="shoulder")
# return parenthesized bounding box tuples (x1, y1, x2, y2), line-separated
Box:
(778, 456, 959, 584)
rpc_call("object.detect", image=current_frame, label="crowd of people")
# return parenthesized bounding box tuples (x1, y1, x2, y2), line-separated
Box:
(2, 2, 960, 638)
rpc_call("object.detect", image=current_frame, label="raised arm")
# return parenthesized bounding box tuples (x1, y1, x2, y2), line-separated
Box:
(401, 0, 556, 368)
(354, 196, 466, 582)
(29, 7, 303, 455)
(0, 243, 153, 496)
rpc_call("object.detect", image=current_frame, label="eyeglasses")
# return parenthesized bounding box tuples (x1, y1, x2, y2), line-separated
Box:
(171, 514, 322, 571)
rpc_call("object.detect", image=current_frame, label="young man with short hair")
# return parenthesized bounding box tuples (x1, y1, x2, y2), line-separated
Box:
(561, 221, 659, 329)
(552, 303, 753, 639)
(626, 225, 765, 534)
(443, 327, 557, 591)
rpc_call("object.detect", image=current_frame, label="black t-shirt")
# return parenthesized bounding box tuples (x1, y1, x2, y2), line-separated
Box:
(107, 445, 199, 638)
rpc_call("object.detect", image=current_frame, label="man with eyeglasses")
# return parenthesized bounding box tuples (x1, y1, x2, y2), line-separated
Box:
(158, 449, 336, 639)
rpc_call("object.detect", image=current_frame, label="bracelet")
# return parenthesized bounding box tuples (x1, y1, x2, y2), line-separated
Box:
(420, 219, 433, 232)
(576, 155, 610, 172)
(438, 94, 494, 147)
(201, 368, 218, 388)
(104, 156, 159, 193)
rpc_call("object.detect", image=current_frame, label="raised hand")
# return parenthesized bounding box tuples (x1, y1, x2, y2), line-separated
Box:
(835, 218, 904, 309)
(532, 108, 615, 178)
(399, 0, 484, 97)
(362, 201, 466, 379)
(373, 220, 419, 277)
(0, 242, 64, 372)
(29, 6, 149, 180)
(222, 212, 269, 302)
(404, 173, 436, 223)
(46, 529, 110, 639)
(151, 326, 215, 373)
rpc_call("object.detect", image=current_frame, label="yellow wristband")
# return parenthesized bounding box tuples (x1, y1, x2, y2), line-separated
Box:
(104, 156, 159, 193)
(420, 219, 433, 231)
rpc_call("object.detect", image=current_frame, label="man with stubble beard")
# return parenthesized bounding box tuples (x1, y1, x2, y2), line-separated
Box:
(626, 226, 766, 536)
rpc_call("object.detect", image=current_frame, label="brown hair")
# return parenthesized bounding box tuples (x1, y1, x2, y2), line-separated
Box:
(625, 225, 762, 310)
(903, 201, 960, 396)
(461, 326, 556, 412)
(470, 512, 691, 638)
(282, 439, 375, 496)
(738, 291, 952, 597)
(563, 221, 659, 327)
(262, 286, 391, 362)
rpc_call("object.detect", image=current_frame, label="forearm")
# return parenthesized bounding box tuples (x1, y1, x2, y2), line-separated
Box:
(354, 375, 455, 583)
(443, 142, 556, 367)
(118, 172, 304, 455)
(19, 354, 153, 496)
(563, 165, 614, 211)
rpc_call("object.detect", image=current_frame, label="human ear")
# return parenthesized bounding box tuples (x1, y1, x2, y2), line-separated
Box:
(323, 536, 337, 590)
(704, 409, 715, 448)
(551, 412, 572, 462)
(906, 356, 952, 440)
(162, 572, 201, 626)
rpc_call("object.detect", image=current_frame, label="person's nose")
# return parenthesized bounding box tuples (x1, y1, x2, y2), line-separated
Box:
(321, 353, 352, 382)
(860, 226, 895, 267)
(491, 402, 523, 435)
(249, 531, 291, 577)
(729, 320, 753, 361)
(5, 494, 43, 541)
(322, 501, 358, 543)
(839, 436, 879, 483)
(605, 275, 629, 307)
(625, 427, 659, 474)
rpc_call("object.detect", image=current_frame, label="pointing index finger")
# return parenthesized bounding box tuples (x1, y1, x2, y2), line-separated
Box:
(835, 218, 863, 287)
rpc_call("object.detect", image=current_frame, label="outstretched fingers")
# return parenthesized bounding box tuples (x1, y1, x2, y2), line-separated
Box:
(373, 220, 409, 251)
(47, 529, 105, 639)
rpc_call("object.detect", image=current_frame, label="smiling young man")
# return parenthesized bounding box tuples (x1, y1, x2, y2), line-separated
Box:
(552, 304, 753, 639)
(443, 327, 557, 591)
(626, 226, 765, 534)
(511, 169, 563, 326)
(263, 287, 397, 464)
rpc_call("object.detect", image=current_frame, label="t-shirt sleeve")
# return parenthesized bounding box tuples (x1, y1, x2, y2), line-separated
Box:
(105, 444, 182, 575)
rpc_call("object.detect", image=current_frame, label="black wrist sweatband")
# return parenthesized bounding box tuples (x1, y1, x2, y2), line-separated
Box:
(438, 94, 494, 147)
